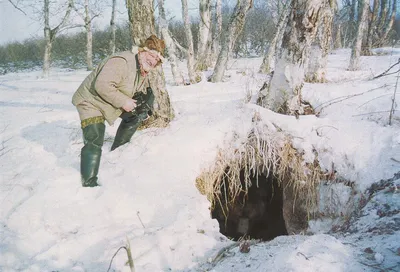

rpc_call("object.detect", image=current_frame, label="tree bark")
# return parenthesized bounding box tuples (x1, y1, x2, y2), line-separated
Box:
(259, 3, 290, 74)
(306, 0, 335, 83)
(212, 0, 222, 59)
(381, 0, 396, 44)
(126, 0, 174, 125)
(334, 24, 342, 49)
(109, 0, 116, 54)
(181, 0, 199, 83)
(378, 0, 388, 32)
(85, 0, 93, 71)
(196, 0, 212, 71)
(364, 0, 379, 56)
(158, 0, 184, 85)
(348, 0, 370, 71)
(43, 27, 52, 78)
(210, 0, 253, 83)
(42, 0, 72, 77)
(258, 0, 325, 115)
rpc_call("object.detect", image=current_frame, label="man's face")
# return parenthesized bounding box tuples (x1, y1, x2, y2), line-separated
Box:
(139, 51, 161, 73)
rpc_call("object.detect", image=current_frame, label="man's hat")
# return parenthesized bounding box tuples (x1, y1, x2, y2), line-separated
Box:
(143, 35, 165, 57)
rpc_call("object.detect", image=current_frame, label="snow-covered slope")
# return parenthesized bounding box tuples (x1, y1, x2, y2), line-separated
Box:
(0, 48, 399, 271)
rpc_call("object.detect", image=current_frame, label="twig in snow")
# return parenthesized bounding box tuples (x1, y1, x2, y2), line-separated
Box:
(373, 58, 400, 79)
(297, 252, 311, 260)
(315, 84, 390, 111)
(352, 110, 397, 117)
(358, 261, 384, 271)
(388, 68, 399, 125)
(107, 239, 135, 272)
(211, 242, 239, 263)
(357, 93, 392, 109)
(136, 211, 145, 228)
(390, 158, 400, 163)
(211, 239, 260, 264)
(357, 261, 400, 272)
(107, 246, 126, 272)
(315, 125, 339, 137)
(0, 125, 13, 157)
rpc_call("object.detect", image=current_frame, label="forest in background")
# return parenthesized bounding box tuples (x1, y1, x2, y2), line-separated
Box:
(1, 0, 399, 75)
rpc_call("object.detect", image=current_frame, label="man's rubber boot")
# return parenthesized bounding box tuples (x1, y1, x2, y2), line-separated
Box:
(110, 115, 142, 151)
(81, 123, 105, 187)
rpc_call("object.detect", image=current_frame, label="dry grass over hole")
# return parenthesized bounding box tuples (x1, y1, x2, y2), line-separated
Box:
(196, 120, 326, 235)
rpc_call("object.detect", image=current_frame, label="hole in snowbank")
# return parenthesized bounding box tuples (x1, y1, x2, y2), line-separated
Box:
(196, 126, 325, 241)
(211, 169, 288, 241)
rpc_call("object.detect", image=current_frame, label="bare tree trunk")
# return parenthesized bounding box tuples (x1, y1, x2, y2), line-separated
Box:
(346, 0, 357, 47)
(259, 3, 290, 74)
(364, 0, 379, 56)
(181, 0, 198, 83)
(258, 0, 325, 115)
(382, 0, 396, 43)
(306, 0, 335, 83)
(196, 0, 212, 71)
(42, 0, 72, 77)
(126, 0, 153, 46)
(348, 0, 370, 71)
(212, 0, 222, 59)
(210, 0, 253, 83)
(85, 0, 93, 70)
(378, 0, 388, 32)
(109, 0, 116, 54)
(350, 0, 356, 22)
(126, 0, 174, 125)
(158, 0, 184, 85)
(43, 27, 52, 78)
(334, 24, 342, 49)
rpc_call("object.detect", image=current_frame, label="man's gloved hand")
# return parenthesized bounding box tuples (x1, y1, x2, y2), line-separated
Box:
(132, 87, 154, 116)
(120, 87, 155, 122)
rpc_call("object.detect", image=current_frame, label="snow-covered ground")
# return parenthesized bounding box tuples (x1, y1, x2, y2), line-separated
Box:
(0, 48, 399, 271)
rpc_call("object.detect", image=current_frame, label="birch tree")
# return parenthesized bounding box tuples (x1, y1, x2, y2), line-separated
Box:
(348, 0, 369, 71)
(306, 0, 336, 83)
(210, 0, 253, 83)
(43, 0, 73, 77)
(340, 0, 358, 48)
(334, 23, 342, 49)
(379, 0, 396, 46)
(73, 0, 102, 70)
(126, 0, 174, 125)
(158, 0, 184, 85)
(257, 0, 326, 115)
(195, 0, 212, 71)
(259, 2, 291, 74)
(181, 0, 199, 83)
(109, 0, 117, 54)
(212, 0, 222, 59)
(363, 0, 379, 55)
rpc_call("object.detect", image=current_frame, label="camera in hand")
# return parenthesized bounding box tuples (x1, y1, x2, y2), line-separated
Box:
(120, 87, 154, 121)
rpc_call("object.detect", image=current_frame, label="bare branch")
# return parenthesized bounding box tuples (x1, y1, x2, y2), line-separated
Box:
(388, 69, 399, 125)
(352, 110, 397, 117)
(169, 31, 188, 54)
(7, 0, 27, 15)
(373, 58, 400, 79)
(315, 84, 391, 111)
(72, 1, 85, 21)
(51, 0, 74, 37)
(89, 13, 100, 24)
(106, 239, 135, 272)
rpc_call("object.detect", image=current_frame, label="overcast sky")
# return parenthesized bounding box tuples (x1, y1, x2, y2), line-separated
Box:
(0, 0, 198, 45)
